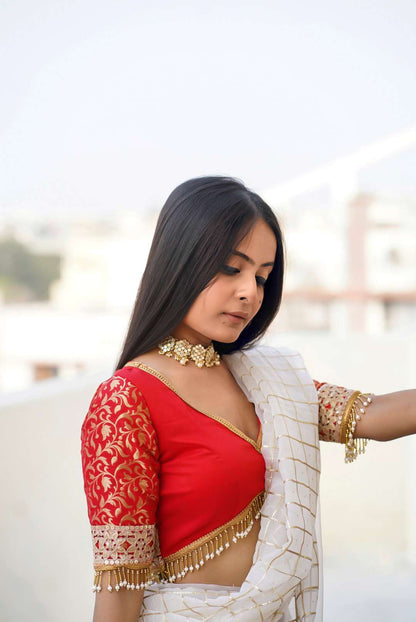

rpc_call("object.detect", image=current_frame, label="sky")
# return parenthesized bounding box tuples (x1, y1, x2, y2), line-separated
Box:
(1, 0, 416, 215)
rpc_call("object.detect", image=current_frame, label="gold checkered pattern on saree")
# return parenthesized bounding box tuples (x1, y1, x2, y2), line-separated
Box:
(140, 346, 321, 621)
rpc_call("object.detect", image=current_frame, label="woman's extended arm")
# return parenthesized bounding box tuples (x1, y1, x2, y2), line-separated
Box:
(355, 389, 416, 442)
(93, 589, 143, 622)
(316, 381, 416, 462)
(314, 380, 416, 462)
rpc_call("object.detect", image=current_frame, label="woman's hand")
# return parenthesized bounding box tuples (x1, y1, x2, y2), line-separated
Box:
(355, 389, 416, 442)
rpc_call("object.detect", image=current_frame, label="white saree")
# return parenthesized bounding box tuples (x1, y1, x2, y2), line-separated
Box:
(141, 345, 323, 621)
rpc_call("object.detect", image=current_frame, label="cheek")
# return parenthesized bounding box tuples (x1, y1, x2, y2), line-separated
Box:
(204, 281, 228, 307)
(192, 288, 219, 317)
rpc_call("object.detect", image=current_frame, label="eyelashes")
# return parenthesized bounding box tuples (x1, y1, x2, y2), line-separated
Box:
(221, 265, 267, 287)
(221, 265, 239, 275)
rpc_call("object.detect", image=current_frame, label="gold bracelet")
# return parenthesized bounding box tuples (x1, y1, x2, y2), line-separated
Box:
(340, 391, 373, 464)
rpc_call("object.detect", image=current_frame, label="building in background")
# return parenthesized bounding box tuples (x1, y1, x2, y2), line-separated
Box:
(1, 126, 416, 392)
(277, 191, 416, 333)
(265, 124, 416, 335)
(0, 209, 157, 391)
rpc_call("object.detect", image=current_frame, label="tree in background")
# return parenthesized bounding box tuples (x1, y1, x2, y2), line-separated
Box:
(0, 236, 61, 303)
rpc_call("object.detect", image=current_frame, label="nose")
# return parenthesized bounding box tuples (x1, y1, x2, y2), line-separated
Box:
(236, 273, 260, 304)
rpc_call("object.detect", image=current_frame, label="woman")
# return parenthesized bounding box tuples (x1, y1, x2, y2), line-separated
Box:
(81, 176, 415, 621)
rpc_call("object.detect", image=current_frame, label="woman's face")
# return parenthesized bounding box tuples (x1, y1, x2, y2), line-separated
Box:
(174, 219, 277, 345)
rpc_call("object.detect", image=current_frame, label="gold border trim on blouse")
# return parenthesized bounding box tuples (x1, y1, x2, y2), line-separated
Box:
(161, 491, 265, 583)
(124, 361, 263, 453)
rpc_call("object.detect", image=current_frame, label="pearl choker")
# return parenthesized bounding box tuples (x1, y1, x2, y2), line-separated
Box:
(158, 336, 221, 368)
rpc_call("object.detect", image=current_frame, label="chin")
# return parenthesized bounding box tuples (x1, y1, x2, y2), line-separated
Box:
(213, 329, 244, 344)
(215, 337, 237, 345)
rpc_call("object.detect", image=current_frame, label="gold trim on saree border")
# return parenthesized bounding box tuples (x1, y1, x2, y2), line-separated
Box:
(160, 491, 265, 583)
(124, 361, 263, 453)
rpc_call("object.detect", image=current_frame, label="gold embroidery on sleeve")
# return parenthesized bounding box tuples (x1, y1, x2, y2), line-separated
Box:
(92, 524, 156, 569)
(81, 376, 159, 526)
(316, 383, 356, 443)
(82, 376, 161, 593)
(316, 382, 372, 462)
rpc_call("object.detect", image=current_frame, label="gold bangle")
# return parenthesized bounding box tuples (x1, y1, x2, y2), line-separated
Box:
(341, 391, 373, 464)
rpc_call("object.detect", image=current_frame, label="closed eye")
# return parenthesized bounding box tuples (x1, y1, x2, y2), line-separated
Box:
(221, 265, 267, 287)
(221, 265, 240, 275)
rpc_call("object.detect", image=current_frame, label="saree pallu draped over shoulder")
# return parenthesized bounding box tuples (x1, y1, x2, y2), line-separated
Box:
(141, 345, 323, 621)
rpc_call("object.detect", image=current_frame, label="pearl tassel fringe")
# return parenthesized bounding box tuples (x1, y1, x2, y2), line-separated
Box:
(93, 566, 155, 593)
(340, 391, 373, 463)
(91, 492, 265, 593)
(161, 491, 265, 583)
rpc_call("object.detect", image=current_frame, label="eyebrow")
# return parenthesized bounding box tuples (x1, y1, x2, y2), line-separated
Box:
(231, 250, 274, 267)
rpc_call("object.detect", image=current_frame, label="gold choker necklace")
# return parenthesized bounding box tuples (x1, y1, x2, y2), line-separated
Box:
(158, 336, 221, 368)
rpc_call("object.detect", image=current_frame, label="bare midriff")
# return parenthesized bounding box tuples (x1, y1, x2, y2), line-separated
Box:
(174, 520, 261, 587)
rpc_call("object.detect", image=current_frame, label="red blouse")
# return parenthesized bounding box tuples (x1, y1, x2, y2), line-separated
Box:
(81, 362, 358, 590)
(124, 364, 265, 556)
(81, 362, 265, 588)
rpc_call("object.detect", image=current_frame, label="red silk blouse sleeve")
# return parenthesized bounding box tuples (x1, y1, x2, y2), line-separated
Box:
(81, 375, 160, 588)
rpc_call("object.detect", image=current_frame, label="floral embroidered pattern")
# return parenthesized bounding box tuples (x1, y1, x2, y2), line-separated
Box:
(314, 381, 356, 443)
(81, 375, 160, 526)
(92, 524, 157, 570)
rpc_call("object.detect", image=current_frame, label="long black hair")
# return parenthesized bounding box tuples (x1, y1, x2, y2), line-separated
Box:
(114, 176, 284, 371)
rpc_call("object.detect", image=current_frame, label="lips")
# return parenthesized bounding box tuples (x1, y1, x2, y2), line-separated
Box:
(228, 311, 249, 319)
(223, 311, 249, 321)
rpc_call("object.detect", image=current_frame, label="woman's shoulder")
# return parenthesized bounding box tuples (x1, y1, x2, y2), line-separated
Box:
(83, 355, 175, 424)
(91, 352, 164, 395)
(82, 366, 154, 432)
(91, 366, 143, 398)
